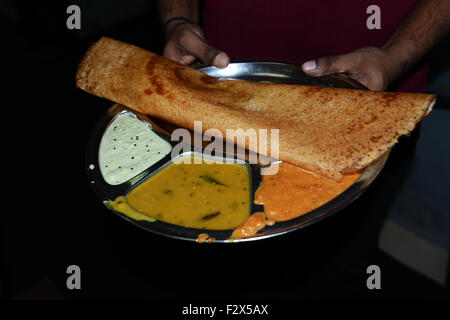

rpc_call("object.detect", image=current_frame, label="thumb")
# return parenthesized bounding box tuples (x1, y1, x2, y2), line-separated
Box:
(192, 41, 230, 68)
(181, 29, 230, 68)
(301, 55, 350, 76)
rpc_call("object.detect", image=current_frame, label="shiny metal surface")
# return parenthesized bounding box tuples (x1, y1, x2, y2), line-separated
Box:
(86, 61, 386, 243)
(194, 61, 368, 89)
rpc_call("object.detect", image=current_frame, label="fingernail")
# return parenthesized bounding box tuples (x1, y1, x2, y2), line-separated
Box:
(214, 52, 229, 68)
(302, 60, 317, 71)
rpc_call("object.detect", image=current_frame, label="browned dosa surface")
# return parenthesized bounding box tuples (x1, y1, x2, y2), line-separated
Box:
(76, 37, 436, 181)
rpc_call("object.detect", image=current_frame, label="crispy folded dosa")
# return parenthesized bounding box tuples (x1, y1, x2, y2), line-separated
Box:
(76, 37, 436, 181)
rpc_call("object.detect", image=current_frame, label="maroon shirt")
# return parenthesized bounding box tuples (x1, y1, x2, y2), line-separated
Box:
(202, 0, 428, 92)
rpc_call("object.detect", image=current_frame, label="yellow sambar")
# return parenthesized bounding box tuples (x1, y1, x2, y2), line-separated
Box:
(126, 156, 251, 230)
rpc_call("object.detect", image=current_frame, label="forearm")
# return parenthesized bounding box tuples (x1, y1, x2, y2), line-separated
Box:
(157, 0, 200, 24)
(383, 0, 450, 77)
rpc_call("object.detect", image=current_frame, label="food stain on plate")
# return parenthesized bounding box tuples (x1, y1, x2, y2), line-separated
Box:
(106, 196, 156, 223)
(113, 155, 251, 230)
(98, 111, 172, 185)
(196, 233, 215, 243)
(231, 211, 266, 239)
(255, 162, 360, 222)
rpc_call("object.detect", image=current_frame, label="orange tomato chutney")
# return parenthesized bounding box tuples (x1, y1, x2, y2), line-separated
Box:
(231, 212, 266, 239)
(254, 162, 360, 222)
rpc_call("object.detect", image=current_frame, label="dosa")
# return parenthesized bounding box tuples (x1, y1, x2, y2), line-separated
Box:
(76, 37, 435, 181)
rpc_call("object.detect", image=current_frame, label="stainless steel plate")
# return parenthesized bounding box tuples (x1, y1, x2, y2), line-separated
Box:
(85, 61, 387, 243)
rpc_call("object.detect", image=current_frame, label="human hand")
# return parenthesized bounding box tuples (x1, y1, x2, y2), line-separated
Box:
(301, 47, 400, 91)
(163, 21, 230, 68)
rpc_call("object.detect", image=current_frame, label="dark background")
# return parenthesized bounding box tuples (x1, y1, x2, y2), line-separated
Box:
(3, 0, 449, 301)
